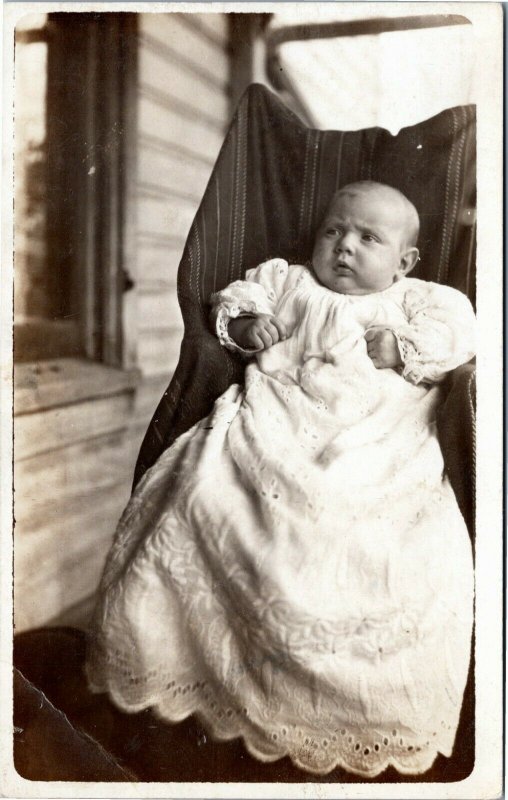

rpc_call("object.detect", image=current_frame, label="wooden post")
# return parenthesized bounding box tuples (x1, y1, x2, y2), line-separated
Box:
(228, 13, 270, 116)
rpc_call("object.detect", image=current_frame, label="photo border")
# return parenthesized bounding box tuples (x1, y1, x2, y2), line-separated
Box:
(1, 3, 503, 797)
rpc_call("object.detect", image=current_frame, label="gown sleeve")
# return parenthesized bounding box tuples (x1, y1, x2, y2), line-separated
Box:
(210, 258, 291, 355)
(391, 282, 476, 385)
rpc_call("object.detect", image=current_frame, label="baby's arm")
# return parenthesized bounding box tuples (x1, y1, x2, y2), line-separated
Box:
(210, 258, 291, 354)
(367, 282, 475, 383)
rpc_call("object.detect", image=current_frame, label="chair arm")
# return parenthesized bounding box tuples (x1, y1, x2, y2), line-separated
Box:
(132, 330, 244, 489)
(436, 361, 476, 539)
(441, 360, 476, 411)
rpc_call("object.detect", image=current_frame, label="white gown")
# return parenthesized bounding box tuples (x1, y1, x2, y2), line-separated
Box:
(87, 260, 476, 777)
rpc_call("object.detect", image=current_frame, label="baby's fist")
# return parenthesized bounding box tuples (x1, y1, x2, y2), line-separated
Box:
(229, 314, 287, 351)
(365, 327, 402, 369)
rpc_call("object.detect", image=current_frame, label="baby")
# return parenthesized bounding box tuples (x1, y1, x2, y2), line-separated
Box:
(226, 181, 420, 370)
(87, 181, 475, 778)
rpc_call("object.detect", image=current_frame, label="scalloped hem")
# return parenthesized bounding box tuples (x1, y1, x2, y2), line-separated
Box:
(86, 675, 449, 779)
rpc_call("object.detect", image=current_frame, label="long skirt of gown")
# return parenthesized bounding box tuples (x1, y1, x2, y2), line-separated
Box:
(86, 351, 474, 778)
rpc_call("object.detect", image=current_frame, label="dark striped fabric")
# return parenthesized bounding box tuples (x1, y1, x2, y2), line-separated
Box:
(134, 84, 476, 532)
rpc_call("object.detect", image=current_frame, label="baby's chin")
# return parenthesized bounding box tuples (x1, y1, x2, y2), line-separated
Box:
(321, 279, 396, 296)
(330, 285, 375, 296)
(312, 268, 399, 296)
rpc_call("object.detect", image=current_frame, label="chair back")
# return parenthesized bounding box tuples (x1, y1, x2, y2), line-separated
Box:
(179, 83, 476, 327)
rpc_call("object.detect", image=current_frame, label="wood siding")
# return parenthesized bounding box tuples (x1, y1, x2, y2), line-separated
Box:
(135, 13, 230, 381)
(14, 13, 232, 631)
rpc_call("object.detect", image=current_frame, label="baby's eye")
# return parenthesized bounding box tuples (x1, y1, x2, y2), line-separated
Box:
(326, 227, 341, 236)
(362, 233, 379, 243)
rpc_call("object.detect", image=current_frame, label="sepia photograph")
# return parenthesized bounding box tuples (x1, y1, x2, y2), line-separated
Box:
(1, 2, 503, 796)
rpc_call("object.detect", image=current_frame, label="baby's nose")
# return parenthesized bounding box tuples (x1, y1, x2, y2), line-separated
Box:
(335, 232, 355, 253)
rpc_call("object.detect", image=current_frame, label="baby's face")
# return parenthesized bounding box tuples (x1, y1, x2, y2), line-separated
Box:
(312, 190, 416, 295)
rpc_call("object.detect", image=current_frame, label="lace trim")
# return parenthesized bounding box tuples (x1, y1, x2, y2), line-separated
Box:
(393, 331, 426, 385)
(87, 654, 456, 777)
(214, 305, 261, 356)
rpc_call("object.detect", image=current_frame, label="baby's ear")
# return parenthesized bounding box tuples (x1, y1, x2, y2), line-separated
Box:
(399, 247, 419, 276)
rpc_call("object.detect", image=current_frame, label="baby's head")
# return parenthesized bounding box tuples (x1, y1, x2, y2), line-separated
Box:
(312, 181, 420, 295)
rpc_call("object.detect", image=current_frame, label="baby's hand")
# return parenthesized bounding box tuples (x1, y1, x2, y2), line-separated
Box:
(229, 314, 287, 350)
(365, 328, 402, 369)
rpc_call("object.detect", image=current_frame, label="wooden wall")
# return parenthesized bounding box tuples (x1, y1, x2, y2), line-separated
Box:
(136, 14, 229, 367)
(14, 13, 232, 631)
(131, 12, 231, 440)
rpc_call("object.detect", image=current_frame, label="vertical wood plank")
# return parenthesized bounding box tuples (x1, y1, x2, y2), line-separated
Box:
(121, 14, 140, 370)
(82, 20, 99, 361)
(100, 17, 123, 367)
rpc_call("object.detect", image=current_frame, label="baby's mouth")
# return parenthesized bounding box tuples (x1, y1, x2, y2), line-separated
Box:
(333, 262, 354, 274)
